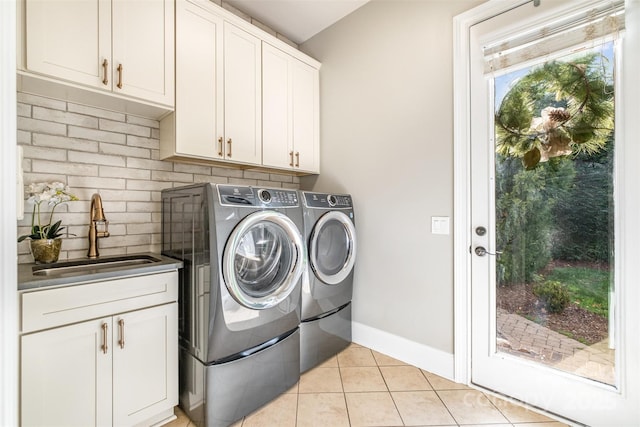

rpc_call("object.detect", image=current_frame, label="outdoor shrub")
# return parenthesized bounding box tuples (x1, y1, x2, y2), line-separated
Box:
(533, 280, 571, 313)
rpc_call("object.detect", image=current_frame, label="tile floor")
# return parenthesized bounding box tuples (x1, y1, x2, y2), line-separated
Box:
(166, 343, 570, 427)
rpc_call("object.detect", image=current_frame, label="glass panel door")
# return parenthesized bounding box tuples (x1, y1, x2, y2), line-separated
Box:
(494, 43, 615, 385)
(468, 1, 640, 424)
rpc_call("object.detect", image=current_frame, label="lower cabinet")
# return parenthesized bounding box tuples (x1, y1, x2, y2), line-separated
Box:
(21, 298, 178, 426)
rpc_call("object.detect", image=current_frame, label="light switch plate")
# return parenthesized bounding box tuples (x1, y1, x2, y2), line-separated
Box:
(431, 216, 450, 235)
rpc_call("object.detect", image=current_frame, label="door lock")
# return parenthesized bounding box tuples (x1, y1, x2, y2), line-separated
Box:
(475, 226, 487, 236)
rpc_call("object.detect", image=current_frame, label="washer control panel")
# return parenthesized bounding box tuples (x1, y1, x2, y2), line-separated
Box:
(218, 185, 299, 207)
(303, 192, 353, 209)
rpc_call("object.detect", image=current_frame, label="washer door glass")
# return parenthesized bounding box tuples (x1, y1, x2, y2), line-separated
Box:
(223, 211, 305, 309)
(310, 211, 357, 285)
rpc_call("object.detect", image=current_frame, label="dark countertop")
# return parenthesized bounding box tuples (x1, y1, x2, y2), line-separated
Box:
(18, 252, 183, 291)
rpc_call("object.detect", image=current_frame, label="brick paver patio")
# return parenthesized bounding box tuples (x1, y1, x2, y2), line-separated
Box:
(496, 308, 615, 384)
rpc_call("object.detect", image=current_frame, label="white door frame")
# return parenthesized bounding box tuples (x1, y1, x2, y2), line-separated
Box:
(453, 0, 640, 401)
(0, 0, 19, 425)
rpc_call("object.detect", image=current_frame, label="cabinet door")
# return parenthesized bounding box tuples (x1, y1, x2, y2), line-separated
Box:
(111, 0, 175, 106)
(174, 0, 224, 159)
(21, 318, 113, 427)
(292, 59, 320, 173)
(224, 22, 262, 165)
(25, 0, 111, 88)
(262, 42, 293, 170)
(112, 303, 178, 426)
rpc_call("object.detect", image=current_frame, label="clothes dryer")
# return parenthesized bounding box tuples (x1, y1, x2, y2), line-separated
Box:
(299, 191, 357, 372)
(162, 183, 306, 427)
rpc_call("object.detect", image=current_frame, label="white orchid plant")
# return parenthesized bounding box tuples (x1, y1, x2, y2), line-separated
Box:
(18, 182, 79, 242)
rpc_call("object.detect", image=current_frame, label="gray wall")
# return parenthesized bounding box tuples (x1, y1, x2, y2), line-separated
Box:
(300, 0, 483, 354)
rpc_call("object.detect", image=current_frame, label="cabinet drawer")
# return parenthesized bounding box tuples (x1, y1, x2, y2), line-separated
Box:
(21, 271, 178, 333)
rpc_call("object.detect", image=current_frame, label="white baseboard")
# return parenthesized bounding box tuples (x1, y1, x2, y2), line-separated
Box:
(352, 321, 456, 381)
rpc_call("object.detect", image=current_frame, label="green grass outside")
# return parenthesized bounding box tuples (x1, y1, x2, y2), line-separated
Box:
(543, 266, 610, 317)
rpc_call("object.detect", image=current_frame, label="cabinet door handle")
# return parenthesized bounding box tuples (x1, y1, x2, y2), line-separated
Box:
(295, 152, 300, 168)
(102, 59, 109, 86)
(116, 64, 123, 89)
(101, 323, 108, 354)
(218, 137, 223, 157)
(289, 151, 294, 167)
(227, 138, 232, 158)
(118, 319, 125, 349)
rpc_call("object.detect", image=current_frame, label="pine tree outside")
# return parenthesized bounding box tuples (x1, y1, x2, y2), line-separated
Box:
(493, 41, 615, 385)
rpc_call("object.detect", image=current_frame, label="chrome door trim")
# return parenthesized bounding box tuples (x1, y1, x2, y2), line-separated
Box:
(222, 210, 305, 309)
(310, 211, 357, 285)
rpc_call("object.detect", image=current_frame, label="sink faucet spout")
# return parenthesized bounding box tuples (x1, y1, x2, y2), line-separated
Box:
(88, 193, 110, 258)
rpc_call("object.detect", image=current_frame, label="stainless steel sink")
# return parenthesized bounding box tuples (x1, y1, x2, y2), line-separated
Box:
(32, 254, 163, 277)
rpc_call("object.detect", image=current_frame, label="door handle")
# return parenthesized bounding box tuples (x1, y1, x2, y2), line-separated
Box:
(118, 318, 125, 349)
(101, 322, 108, 354)
(475, 246, 502, 256)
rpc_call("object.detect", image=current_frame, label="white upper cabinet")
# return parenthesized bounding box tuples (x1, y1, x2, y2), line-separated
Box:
(111, 0, 175, 105)
(223, 22, 262, 165)
(22, 0, 174, 110)
(162, 0, 224, 160)
(263, 42, 320, 173)
(158, 0, 320, 174)
(25, 0, 111, 88)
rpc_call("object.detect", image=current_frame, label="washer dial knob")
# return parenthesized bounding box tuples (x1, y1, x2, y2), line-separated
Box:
(257, 189, 272, 203)
(327, 195, 337, 206)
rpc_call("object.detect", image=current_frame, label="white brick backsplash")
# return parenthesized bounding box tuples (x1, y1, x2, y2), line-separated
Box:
(17, 102, 31, 117)
(99, 118, 150, 137)
(33, 106, 99, 128)
(33, 134, 99, 152)
(17, 92, 300, 264)
(194, 174, 228, 184)
(22, 145, 66, 161)
(69, 151, 126, 167)
(127, 115, 159, 129)
(269, 173, 294, 183)
(244, 170, 270, 181)
(18, 116, 66, 135)
(127, 157, 173, 171)
(33, 159, 98, 176)
(258, 180, 281, 188)
(99, 165, 150, 180)
(67, 103, 126, 121)
(100, 142, 150, 159)
(127, 135, 160, 150)
(98, 189, 151, 201)
(17, 93, 66, 110)
(152, 170, 193, 183)
(17, 130, 31, 144)
(67, 176, 126, 190)
(127, 179, 171, 191)
(126, 201, 159, 213)
(69, 126, 126, 144)
(211, 165, 243, 178)
(174, 162, 211, 175)
(23, 172, 68, 184)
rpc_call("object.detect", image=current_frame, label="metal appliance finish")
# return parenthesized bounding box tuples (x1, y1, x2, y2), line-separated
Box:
(299, 191, 357, 372)
(162, 183, 305, 427)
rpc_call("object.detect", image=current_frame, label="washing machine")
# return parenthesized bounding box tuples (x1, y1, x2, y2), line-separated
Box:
(299, 191, 357, 372)
(161, 183, 306, 427)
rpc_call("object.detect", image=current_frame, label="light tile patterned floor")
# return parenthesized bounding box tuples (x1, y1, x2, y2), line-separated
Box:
(165, 343, 570, 427)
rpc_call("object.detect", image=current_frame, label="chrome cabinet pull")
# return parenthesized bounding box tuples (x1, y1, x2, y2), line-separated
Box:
(289, 151, 294, 167)
(116, 64, 123, 89)
(218, 137, 223, 157)
(102, 59, 109, 85)
(295, 152, 300, 168)
(227, 138, 232, 157)
(101, 323, 108, 354)
(118, 319, 125, 349)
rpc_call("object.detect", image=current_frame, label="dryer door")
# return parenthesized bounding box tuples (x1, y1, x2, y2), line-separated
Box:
(223, 211, 305, 309)
(310, 211, 357, 285)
